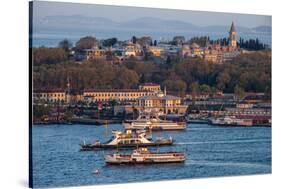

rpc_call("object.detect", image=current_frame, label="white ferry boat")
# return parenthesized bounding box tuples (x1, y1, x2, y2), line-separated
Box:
(210, 116, 253, 126)
(123, 114, 186, 130)
(105, 147, 185, 164)
(80, 129, 174, 151)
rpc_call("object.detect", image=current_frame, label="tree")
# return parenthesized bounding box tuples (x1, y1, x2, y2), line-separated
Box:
(166, 55, 172, 65)
(58, 39, 72, 52)
(163, 79, 187, 97)
(173, 36, 185, 45)
(33, 104, 51, 118)
(199, 84, 211, 94)
(131, 36, 137, 44)
(33, 47, 67, 65)
(234, 85, 245, 100)
(216, 71, 230, 91)
(64, 110, 73, 121)
(75, 36, 98, 50)
(137, 36, 152, 47)
(154, 40, 157, 46)
(190, 82, 200, 96)
(102, 38, 117, 47)
(189, 36, 209, 47)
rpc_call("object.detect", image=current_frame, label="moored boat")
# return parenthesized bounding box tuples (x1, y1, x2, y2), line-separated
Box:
(210, 116, 253, 126)
(105, 147, 185, 164)
(80, 129, 174, 151)
(123, 114, 186, 130)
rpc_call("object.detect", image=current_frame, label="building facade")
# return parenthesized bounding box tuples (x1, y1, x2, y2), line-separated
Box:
(137, 93, 187, 114)
(75, 47, 106, 61)
(83, 89, 155, 102)
(33, 89, 66, 103)
(138, 83, 161, 92)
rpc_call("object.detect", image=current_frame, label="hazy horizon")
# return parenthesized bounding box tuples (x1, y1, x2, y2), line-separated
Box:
(33, 1, 271, 28)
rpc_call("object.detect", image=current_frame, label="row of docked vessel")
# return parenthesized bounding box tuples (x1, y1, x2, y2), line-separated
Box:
(187, 114, 271, 127)
(80, 113, 187, 164)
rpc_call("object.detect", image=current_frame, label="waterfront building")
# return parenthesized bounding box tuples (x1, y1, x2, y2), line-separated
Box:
(83, 89, 155, 102)
(33, 89, 66, 103)
(137, 92, 187, 114)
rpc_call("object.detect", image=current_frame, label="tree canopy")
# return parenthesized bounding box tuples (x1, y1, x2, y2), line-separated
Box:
(75, 36, 98, 50)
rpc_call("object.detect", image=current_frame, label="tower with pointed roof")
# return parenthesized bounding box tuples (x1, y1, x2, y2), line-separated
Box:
(229, 21, 237, 48)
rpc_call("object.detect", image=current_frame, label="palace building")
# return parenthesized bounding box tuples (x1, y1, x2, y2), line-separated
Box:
(136, 92, 188, 114)
(83, 89, 155, 102)
(33, 89, 66, 103)
(75, 46, 106, 61)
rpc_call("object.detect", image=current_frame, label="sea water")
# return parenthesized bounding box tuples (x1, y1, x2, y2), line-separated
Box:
(31, 123, 271, 188)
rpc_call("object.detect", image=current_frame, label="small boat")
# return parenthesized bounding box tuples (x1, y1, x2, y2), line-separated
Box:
(105, 147, 185, 164)
(80, 129, 174, 151)
(123, 114, 186, 130)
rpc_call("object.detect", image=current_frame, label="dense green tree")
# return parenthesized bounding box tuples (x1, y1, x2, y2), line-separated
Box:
(190, 82, 200, 96)
(172, 36, 185, 45)
(58, 39, 72, 52)
(102, 38, 117, 47)
(163, 79, 186, 97)
(154, 40, 157, 46)
(33, 48, 271, 100)
(75, 36, 98, 50)
(33, 47, 67, 65)
(33, 104, 51, 118)
(199, 84, 212, 94)
(131, 36, 137, 44)
(234, 85, 245, 100)
(137, 36, 152, 47)
(190, 36, 209, 47)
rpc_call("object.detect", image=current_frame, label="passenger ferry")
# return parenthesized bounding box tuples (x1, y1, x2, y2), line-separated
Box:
(123, 114, 186, 130)
(105, 147, 185, 164)
(80, 129, 174, 151)
(210, 116, 253, 126)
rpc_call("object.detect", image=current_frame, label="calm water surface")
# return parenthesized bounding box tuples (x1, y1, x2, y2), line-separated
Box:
(32, 123, 271, 188)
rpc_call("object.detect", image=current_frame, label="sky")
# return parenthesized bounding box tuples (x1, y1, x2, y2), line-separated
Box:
(33, 1, 271, 28)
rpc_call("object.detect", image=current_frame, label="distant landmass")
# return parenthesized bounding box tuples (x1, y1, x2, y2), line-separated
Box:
(34, 15, 271, 33)
(32, 15, 272, 47)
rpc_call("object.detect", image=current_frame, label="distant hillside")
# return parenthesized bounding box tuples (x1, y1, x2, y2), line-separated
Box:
(34, 15, 271, 34)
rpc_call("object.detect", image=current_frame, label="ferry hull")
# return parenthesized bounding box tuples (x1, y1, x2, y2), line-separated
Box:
(105, 152, 185, 164)
(80, 140, 174, 151)
(105, 159, 185, 165)
(123, 123, 186, 130)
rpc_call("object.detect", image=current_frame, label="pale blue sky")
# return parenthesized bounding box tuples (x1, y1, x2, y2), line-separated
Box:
(33, 1, 271, 28)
